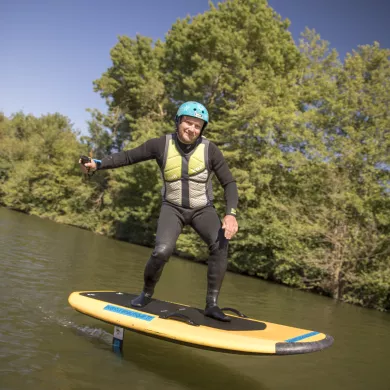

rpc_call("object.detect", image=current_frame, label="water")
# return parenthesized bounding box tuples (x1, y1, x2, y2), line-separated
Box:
(1, 207, 389, 389)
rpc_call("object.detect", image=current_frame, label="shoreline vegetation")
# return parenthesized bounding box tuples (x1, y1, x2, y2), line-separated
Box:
(1, 0, 388, 311)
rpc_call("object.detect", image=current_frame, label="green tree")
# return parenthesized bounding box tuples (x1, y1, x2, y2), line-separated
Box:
(161, 0, 302, 258)
(298, 40, 390, 308)
(87, 34, 170, 244)
(0, 112, 97, 227)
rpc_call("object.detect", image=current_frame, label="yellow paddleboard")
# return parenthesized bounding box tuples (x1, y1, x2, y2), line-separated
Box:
(68, 291, 334, 355)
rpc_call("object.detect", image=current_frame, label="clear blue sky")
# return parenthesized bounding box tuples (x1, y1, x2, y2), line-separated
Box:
(1, 0, 389, 135)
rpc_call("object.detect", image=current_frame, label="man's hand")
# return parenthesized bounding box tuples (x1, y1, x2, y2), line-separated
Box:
(222, 215, 238, 240)
(79, 157, 97, 174)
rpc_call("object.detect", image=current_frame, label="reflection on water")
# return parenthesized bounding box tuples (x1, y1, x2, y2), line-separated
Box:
(1, 207, 389, 390)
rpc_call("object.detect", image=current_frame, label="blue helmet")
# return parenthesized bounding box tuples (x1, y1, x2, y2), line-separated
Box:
(175, 101, 209, 130)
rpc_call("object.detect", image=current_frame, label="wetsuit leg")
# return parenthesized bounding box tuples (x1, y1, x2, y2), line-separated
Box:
(191, 206, 230, 322)
(131, 203, 183, 307)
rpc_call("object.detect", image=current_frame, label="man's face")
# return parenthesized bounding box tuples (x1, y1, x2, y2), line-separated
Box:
(177, 115, 205, 144)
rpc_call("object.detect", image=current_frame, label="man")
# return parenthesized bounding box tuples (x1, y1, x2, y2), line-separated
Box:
(81, 101, 238, 322)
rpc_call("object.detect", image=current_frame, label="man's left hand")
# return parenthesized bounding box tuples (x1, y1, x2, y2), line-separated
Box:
(222, 215, 238, 240)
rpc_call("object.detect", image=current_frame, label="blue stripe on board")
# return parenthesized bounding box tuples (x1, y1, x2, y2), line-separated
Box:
(103, 304, 154, 322)
(285, 331, 320, 343)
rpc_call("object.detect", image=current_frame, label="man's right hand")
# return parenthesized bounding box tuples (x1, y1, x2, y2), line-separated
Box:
(79, 157, 97, 174)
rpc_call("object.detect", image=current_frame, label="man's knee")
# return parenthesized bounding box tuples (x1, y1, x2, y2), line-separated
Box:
(152, 243, 174, 262)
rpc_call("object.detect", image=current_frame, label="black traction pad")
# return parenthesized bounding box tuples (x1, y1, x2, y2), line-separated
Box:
(80, 292, 266, 332)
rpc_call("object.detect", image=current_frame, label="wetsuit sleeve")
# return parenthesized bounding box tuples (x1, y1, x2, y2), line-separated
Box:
(209, 142, 238, 217)
(97, 136, 165, 170)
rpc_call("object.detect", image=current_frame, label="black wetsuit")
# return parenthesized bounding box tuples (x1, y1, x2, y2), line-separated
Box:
(98, 134, 238, 321)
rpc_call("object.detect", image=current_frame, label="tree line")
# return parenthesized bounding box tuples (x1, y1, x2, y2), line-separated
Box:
(1, 0, 389, 311)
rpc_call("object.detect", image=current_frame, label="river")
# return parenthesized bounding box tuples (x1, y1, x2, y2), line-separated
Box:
(1, 207, 389, 389)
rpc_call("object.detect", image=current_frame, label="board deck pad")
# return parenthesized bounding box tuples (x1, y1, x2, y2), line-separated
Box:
(69, 291, 334, 355)
(80, 292, 266, 331)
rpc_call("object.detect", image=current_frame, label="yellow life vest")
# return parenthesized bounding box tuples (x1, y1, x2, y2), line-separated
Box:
(162, 134, 213, 208)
